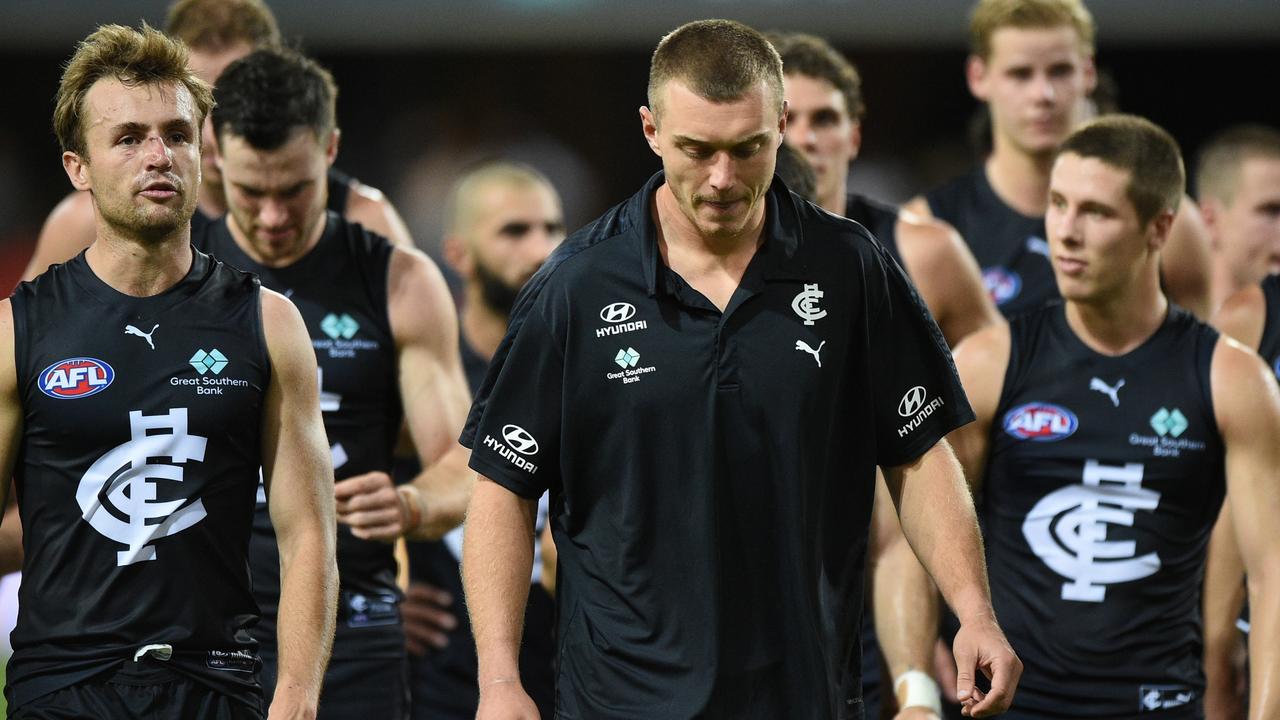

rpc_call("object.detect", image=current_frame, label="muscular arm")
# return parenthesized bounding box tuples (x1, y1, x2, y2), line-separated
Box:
(1161, 199, 1214, 320)
(261, 290, 339, 719)
(1202, 287, 1267, 717)
(896, 213, 1001, 347)
(464, 477, 541, 718)
(346, 181, 415, 249)
(874, 322, 1012, 717)
(334, 247, 472, 541)
(1212, 337, 1280, 719)
(23, 192, 97, 281)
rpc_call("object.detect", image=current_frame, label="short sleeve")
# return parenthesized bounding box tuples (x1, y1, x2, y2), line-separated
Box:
(460, 290, 564, 499)
(868, 246, 975, 467)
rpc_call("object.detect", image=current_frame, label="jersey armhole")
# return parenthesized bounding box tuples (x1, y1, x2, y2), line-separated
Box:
(1196, 326, 1219, 430)
(253, 280, 272, 386)
(9, 290, 30, 395)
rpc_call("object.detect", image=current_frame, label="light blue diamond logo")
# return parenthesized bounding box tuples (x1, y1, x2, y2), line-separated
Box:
(1149, 407, 1188, 438)
(320, 313, 360, 340)
(189, 349, 229, 376)
(615, 347, 640, 369)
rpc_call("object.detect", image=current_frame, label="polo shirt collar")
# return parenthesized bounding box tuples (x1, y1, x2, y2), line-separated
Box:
(636, 171, 808, 298)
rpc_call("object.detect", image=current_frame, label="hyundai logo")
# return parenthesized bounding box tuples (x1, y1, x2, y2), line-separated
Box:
(600, 302, 637, 323)
(501, 424, 540, 455)
(898, 386, 927, 417)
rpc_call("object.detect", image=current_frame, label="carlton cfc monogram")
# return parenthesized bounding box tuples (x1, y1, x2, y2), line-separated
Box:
(77, 408, 209, 566)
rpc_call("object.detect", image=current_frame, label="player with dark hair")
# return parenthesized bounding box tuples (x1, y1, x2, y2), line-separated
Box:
(203, 46, 474, 719)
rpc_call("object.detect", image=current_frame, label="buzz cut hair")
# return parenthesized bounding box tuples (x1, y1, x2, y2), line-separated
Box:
(1058, 114, 1184, 227)
(647, 19, 784, 124)
(766, 31, 865, 122)
(445, 160, 558, 237)
(54, 23, 214, 158)
(970, 0, 1095, 61)
(165, 0, 281, 52)
(1195, 124, 1280, 205)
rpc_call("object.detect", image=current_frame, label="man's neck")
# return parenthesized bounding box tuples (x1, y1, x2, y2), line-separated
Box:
(653, 184, 764, 311)
(197, 182, 227, 219)
(226, 212, 327, 269)
(1209, 257, 1251, 317)
(85, 223, 193, 297)
(986, 133, 1055, 218)
(819, 177, 847, 217)
(460, 289, 508, 362)
(1064, 270, 1168, 356)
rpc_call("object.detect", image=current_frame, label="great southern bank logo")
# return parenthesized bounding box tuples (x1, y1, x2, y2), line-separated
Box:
(321, 313, 360, 340)
(1004, 403, 1079, 441)
(189, 349, 229, 375)
(39, 357, 114, 399)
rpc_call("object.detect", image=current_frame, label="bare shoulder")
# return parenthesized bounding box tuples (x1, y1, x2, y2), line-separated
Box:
(901, 195, 934, 220)
(387, 245, 457, 345)
(25, 191, 97, 281)
(1211, 284, 1266, 350)
(1211, 334, 1279, 430)
(894, 213, 966, 274)
(953, 321, 1011, 382)
(0, 299, 16, 393)
(345, 179, 414, 248)
(259, 289, 310, 354)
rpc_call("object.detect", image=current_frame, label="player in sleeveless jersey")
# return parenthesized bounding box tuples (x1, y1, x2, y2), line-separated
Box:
(911, 116, 1280, 718)
(904, 0, 1211, 320)
(204, 47, 473, 719)
(401, 162, 564, 720)
(21, 0, 415, 284)
(1197, 123, 1280, 720)
(0, 24, 337, 719)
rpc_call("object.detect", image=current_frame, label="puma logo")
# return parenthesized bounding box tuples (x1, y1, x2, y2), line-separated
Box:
(124, 324, 159, 350)
(795, 339, 825, 367)
(1089, 377, 1124, 407)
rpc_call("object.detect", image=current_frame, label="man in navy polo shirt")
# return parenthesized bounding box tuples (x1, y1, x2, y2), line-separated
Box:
(461, 19, 1022, 720)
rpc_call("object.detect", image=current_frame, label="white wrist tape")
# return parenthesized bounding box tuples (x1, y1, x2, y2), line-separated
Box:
(894, 669, 942, 714)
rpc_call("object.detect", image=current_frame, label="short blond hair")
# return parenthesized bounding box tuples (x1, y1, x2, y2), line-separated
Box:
(647, 19, 783, 123)
(54, 23, 215, 158)
(165, 0, 281, 51)
(1196, 125, 1280, 205)
(970, 0, 1095, 60)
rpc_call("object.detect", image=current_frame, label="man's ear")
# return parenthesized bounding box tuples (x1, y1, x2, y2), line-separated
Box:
(966, 55, 990, 102)
(63, 151, 91, 191)
(325, 128, 340, 166)
(443, 234, 472, 277)
(1148, 209, 1176, 252)
(640, 106, 662, 158)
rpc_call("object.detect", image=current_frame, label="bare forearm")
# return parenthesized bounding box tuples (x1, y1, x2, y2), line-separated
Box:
(1203, 505, 1246, 685)
(406, 441, 473, 540)
(275, 523, 338, 702)
(463, 479, 536, 683)
(896, 443, 994, 624)
(0, 502, 22, 574)
(1247, 574, 1279, 719)
(875, 530, 940, 678)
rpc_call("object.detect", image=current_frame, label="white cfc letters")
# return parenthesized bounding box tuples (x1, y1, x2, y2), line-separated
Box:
(1022, 459, 1161, 602)
(77, 408, 209, 566)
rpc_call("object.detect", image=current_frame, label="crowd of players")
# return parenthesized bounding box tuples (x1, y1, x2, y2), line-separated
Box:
(0, 0, 1277, 718)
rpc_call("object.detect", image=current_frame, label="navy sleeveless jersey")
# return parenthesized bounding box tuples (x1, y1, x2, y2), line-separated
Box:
(925, 167, 1054, 318)
(845, 193, 902, 268)
(1258, 274, 1280, 381)
(197, 212, 403, 659)
(6, 250, 268, 710)
(984, 303, 1224, 718)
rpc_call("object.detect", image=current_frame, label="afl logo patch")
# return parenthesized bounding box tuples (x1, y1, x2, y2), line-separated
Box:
(38, 357, 115, 399)
(983, 267, 1022, 306)
(1003, 402, 1078, 442)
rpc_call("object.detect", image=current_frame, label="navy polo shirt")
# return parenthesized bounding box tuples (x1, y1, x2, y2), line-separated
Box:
(461, 173, 974, 720)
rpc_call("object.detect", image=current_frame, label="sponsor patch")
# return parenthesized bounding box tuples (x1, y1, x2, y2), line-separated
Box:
(38, 357, 114, 399)
(206, 649, 258, 673)
(983, 267, 1022, 306)
(1139, 685, 1194, 712)
(341, 591, 400, 629)
(1003, 403, 1078, 441)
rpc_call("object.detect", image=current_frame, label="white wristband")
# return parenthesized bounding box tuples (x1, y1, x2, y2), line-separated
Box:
(894, 669, 942, 714)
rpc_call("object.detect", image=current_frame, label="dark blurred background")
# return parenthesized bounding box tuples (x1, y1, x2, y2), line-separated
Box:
(0, 1, 1276, 288)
